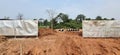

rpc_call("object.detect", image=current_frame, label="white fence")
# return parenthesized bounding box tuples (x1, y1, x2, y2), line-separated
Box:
(83, 20, 120, 37)
(0, 20, 38, 36)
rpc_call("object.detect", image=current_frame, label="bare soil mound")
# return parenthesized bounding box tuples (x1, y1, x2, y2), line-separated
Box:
(64, 31, 82, 36)
(39, 28, 56, 37)
(0, 28, 120, 55)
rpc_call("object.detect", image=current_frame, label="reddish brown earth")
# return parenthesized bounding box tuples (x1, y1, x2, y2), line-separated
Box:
(0, 28, 120, 55)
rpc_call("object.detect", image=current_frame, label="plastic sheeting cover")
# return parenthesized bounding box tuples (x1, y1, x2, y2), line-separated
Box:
(0, 20, 38, 36)
(83, 20, 120, 37)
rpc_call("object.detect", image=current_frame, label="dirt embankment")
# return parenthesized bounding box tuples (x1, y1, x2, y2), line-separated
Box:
(0, 35, 7, 43)
(0, 28, 120, 55)
(39, 28, 56, 37)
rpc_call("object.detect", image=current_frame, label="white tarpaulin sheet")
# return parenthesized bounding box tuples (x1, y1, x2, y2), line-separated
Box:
(0, 20, 38, 36)
(83, 20, 120, 37)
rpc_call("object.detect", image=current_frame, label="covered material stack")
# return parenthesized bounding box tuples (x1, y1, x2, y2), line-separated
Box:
(0, 20, 38, 36)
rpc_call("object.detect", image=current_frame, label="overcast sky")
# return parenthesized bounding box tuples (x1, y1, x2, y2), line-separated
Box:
(0, 0, 120, 20)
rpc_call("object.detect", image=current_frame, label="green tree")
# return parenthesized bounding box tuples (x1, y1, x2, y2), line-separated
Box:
(39, 18, 44, 26)
(55, 13, 69, 23)
(43, 19, 48, 26)
(96, 16, 102, 20)
(111, 18, 115, 20)
(52, 18, 57, 25)
(33, 19, 37, 20)
(85, 18, 91, 20)
(51, 18, 57, 28)
(103, 18, 108, 20)
(76, 14, 86, 23)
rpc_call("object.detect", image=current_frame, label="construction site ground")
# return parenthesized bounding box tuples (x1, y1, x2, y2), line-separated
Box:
(0, 28, 120, 55)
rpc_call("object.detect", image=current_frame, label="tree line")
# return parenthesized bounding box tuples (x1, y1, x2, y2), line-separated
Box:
(1, 13, 115, 29)
(39, 13, 115, 29)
